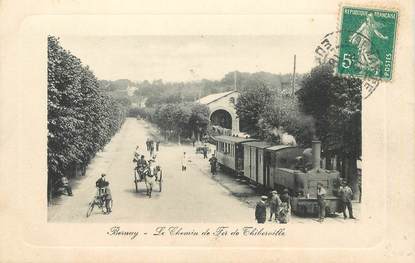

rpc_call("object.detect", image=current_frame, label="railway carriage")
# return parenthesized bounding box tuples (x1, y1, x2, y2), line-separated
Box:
(242, 141, 272, 185)
(214, 135, 257, 175)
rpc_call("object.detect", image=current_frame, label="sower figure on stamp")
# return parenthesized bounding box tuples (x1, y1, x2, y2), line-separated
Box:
(349, 13, 388, 76)
(339, 179, 356, 219)
(255, 196, 268, 224)
(317, 182, 326, 222)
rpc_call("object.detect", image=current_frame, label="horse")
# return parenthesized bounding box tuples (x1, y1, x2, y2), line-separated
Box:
(144, 163, 161, 198)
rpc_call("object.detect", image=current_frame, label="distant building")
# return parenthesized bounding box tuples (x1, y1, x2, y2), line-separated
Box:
(197, 90, 240, 135)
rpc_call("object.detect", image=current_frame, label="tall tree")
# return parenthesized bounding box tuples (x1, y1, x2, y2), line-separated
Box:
(297, 64, 362, 197)
(47, 36, 126, 202)
(235, 83, 274, 135)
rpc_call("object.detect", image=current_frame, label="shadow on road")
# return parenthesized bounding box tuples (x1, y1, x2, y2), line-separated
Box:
(123, 188, 162, 199)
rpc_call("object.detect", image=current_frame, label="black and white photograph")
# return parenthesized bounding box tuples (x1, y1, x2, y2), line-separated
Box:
(1, 0, 414, 262)
(47, 35, 362, 224)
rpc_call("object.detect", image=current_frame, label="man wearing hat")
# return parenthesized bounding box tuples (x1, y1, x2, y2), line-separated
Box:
(317, 182, 327, 222)
(255, 196, 268, 224)
(95, 173, 112, 213)
(209, 154, 218, 175)
(338, 179, 356, 219)
(268, 191, 281, 222)
(136, 155, 148, 181)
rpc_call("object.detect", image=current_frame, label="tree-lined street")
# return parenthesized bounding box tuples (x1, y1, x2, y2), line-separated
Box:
(48, 118, 360, 223)
(48, 118, 253, 223)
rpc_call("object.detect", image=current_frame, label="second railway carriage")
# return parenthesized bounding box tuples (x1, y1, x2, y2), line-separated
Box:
(214, 135, 257, 175)
(242, 141, 272, 185)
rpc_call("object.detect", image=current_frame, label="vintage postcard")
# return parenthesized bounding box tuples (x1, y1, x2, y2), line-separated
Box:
(0, 0, 414, 262)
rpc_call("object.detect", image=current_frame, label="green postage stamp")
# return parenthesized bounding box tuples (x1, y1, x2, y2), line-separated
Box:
(337, 6, 398, 80)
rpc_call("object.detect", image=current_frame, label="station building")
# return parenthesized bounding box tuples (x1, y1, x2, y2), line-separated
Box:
(197, 90, 241, 135)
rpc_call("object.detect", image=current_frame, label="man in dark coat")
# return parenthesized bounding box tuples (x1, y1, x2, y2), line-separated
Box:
(156, 140, 160, 152)
(202, 145, 208, 159)
(137, 155, 148, 181)
(339, 180, 356, 219)
(255, 196, 268, 224)
(95, 173, 112, 213)
(208, 154, 217, 175)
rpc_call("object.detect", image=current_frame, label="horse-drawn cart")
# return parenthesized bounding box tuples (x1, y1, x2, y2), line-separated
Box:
(134, 166, 162, 196)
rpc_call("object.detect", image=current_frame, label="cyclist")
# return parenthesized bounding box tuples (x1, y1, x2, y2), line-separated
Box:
(95, 173, 112, 214)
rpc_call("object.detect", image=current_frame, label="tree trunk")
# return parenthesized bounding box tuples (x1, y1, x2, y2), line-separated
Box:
(344, 157, 359, 200)
(325, 153, 333, 170)
(47, 175, 52, 206)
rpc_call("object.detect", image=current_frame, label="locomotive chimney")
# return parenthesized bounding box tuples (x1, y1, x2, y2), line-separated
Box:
(312, 140, 321, 169)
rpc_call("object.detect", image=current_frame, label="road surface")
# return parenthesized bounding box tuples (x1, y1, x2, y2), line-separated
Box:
(48, 118, 254, 223)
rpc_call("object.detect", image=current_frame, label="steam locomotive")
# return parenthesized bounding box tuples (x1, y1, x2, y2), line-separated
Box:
(214, 135, 342, 215)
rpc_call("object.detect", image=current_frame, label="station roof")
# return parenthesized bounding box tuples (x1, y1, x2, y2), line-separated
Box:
(214, 135, 257, 144)
(242, 141, 273, 148)
(198, 90, 238, 105)
(266, 145, 298, 151)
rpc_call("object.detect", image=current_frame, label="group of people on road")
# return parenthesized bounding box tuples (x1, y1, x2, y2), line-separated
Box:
(316, 180, 356, 222)
(255, 180, 356, 224)
(255, 189, 291, 224)
(146, 138, 160, 159)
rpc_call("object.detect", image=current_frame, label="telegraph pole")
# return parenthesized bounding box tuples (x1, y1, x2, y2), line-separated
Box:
(292, 55, 296, 96)
(234, 71, 237, 91)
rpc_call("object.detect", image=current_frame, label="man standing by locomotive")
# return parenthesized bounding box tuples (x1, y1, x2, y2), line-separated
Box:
(317, 182, 326, 222)
(339, 180, 356, 219)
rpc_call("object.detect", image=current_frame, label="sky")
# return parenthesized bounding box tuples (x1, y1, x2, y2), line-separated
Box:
(58, 35, 324, 82)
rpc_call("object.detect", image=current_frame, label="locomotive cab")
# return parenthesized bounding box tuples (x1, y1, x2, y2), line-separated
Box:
(275, 141, 342, 216)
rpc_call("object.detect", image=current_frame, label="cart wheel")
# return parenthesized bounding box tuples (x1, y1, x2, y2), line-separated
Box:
(86, 202, 94, 218)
